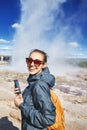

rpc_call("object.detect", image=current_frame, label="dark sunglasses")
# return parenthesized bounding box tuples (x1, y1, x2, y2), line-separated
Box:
(26, 58, 44, 67)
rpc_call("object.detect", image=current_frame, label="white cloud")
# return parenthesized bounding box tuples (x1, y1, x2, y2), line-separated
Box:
(78, 52, 87, 58)
(12, 23, 21, 29)
(0, 39, 12, 51)
(0, 39, 10, 44)
(68, 42, 79, 48)
(75, 53, 87, 58)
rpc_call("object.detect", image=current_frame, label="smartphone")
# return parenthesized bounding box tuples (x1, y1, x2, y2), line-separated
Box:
(14, 79, 21, 94)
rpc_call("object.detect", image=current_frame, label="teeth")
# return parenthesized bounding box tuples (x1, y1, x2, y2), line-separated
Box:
(30, 68, 35, 71)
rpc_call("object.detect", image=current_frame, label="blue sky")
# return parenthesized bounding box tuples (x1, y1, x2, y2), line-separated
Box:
(0, 0, 20, 40)
(0, 0, 87, 58)
(0, 0, 20, 55)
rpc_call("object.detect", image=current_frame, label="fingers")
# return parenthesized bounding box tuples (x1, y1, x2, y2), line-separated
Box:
(14, 87, 19, 94)
(16, 93, 22, 98)
(14, 95, 23, 105)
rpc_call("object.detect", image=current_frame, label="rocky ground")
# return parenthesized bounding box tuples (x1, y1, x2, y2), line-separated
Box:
(0, 69, 87, 130)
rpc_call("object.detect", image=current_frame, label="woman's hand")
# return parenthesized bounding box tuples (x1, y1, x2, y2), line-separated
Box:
(14, 94, 24, 107)
(14, 87, 19, 94)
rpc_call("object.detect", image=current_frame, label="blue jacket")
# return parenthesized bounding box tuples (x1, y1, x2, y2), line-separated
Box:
(19, 67, 56, 130)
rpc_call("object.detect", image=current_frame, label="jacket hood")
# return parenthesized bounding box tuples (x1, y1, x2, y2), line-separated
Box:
(27, 67, 55, 88)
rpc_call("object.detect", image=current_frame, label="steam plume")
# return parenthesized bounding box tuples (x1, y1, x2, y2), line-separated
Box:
(12, 0, 68, 73)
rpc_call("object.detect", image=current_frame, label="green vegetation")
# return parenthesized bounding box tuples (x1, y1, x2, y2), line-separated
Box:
(77, 60, 87, 68)
(66, 58, 87, 68)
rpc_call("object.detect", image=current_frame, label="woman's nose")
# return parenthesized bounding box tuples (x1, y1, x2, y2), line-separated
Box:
(31, 61, 34, 66)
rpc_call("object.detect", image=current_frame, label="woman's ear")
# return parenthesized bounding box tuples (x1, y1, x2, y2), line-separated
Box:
(42, 63, 47, 69)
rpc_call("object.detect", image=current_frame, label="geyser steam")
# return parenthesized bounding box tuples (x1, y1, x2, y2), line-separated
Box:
(12, 0, 72, 74)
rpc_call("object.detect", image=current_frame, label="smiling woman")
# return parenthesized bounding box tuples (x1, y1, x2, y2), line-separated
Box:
(14, 49, 56, 130)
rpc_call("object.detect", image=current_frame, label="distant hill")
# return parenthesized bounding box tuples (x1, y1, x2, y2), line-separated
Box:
(66, 58, 87, 68)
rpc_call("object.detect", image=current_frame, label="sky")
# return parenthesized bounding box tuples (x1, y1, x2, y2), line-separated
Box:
(0, 0, 87, 60)
(0, 0, 20, 55)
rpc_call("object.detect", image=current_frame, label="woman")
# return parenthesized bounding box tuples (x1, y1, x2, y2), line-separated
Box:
(14, 49, 56, 130)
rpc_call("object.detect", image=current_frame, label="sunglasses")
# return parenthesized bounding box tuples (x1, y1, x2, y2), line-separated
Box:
(26, 58, 44, 67)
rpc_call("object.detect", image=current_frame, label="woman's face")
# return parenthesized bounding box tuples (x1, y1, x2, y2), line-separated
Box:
(26, 52, 46, 75)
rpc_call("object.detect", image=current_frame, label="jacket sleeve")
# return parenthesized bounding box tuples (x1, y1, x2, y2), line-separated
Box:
(19, 81, 56, 128)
